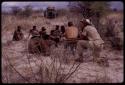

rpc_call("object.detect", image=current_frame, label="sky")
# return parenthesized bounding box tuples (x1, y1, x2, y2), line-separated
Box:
(2, 1, 123, 12)
(2, 2, 69, 12)
(110, 1, 123, 10)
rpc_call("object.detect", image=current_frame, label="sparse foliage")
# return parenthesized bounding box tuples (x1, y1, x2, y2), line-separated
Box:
(11, 5, 33, 18)
(23, 5, 33, 17)
(11, 6, 22, 16)
(2, 43, 81, 83)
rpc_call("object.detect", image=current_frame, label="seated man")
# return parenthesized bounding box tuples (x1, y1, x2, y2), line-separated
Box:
(28, 26, 41, 53)
(28, 25, 39, 39)
(54, 25, 60, 36)
(50, 25, 61, 47)
(39, 27, 49, 40)
(13, 26, 24, 41)
(64, 22, 78, 55)
(28, 26, 50, 56)
(60, 25, 65, 35)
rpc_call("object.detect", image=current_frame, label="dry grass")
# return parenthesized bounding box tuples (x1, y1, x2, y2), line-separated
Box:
(2, 41, 81, 83)
(2, 11, 123, 83)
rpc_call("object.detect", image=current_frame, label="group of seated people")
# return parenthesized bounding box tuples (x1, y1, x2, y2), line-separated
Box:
(13, 21, 80, 56)
(12, 19, 109, 66)
(13, 25, 65, 40)
(28, 25, 66, 47)
(12, 20, 90, 56)
(12, 23, 69, 55)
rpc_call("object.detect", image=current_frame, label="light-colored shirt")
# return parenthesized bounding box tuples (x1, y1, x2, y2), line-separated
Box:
(82, 25, 104, 46)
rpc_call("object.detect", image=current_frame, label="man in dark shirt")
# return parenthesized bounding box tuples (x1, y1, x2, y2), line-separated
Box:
(28, 25, 39, 39)
(13, 26, 24, 41)
(50, 25, 61, 47)
(39, 27, 49, 40)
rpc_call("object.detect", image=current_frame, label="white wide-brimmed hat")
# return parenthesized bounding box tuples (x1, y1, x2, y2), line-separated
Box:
(80, 18, 92, 24)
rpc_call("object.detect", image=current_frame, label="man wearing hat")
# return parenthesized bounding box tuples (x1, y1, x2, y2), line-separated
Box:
(76, 18, 105, 65)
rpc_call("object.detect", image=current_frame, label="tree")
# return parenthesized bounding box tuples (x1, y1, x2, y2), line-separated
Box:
(68, 1, 110, 18)
(22, 5, 33, 17)
(11, 6, 22, 16)
(68, 1, 110, 31)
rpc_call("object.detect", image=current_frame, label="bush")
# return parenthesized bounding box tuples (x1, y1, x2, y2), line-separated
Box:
(22, 5, 33, 17)
(11, 5, 33, 18)
(11, 6, 22, 16)
(2, 45, 81, 83)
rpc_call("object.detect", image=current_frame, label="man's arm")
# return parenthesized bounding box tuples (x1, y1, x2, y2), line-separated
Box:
(78, 33, 88, 40)
(82, 35, 88, 40)
(78, 29, 88, 40)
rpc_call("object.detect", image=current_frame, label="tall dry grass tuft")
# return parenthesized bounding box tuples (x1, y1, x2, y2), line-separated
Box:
(2, 40, 81, 83)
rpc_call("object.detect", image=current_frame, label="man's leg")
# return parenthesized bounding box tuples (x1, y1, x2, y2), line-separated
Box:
(72, 42, 77, 55)
(75, 40, 89, 62)
(93, 44, 103, 63)
(93, 44, 109, 66)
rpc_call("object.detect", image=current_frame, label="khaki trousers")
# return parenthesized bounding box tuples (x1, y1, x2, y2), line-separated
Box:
(76, 40, 104, 62)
